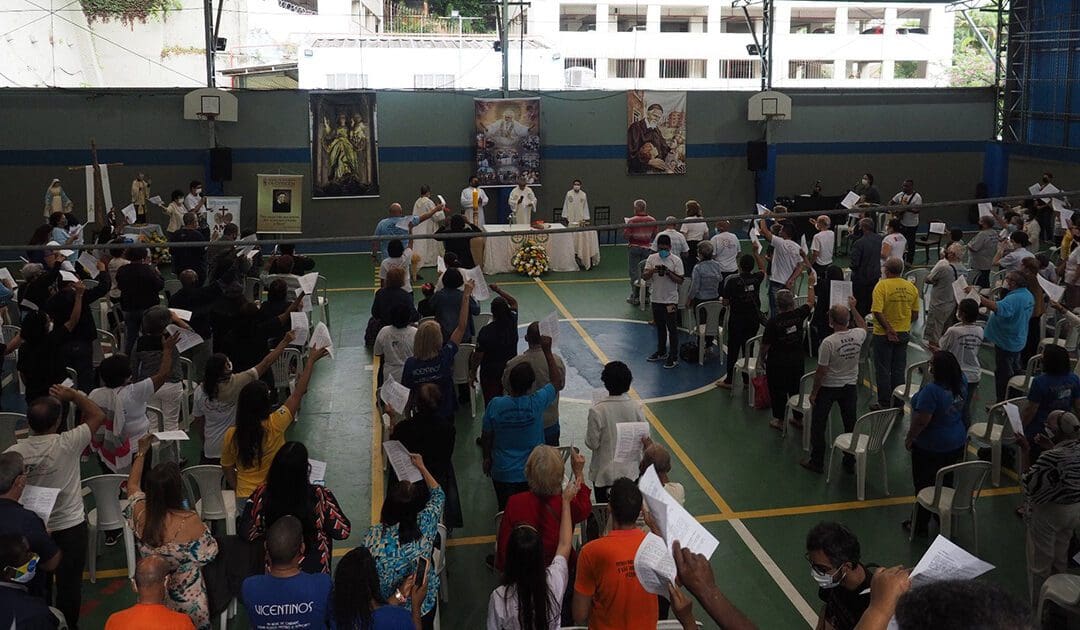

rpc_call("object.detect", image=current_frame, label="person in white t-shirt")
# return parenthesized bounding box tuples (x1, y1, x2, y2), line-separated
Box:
(651, 217, 690, 259)
(710, 219, 740, 281)
(995, 230, 1034, 273)
(922, 243, 968, 345)
(643, 235, 685, 369)
(183, 180, 206, 213)
(880, 219, 908, 275)
(373, 304, 418, 386)
(380, 239, 416, 292)
(487, 475, 579, 630)
(680, 200, 710, 272)
(889, 179, 922, 264)
(932, 298, 983, 426)
(758, 215, 809, 317)
(6, 385, 107, 629)
(802, 298, 868, 474)
(810, 215, 835, 273)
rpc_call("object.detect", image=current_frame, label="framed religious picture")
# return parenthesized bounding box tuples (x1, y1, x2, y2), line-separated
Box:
(626, 91, 687, 175)
(311, 92, 380, 198)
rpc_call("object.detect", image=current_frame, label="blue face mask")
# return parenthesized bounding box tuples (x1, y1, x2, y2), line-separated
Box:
(659, 250, 671, 259)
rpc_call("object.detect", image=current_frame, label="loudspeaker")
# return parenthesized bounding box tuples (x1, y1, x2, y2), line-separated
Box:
(746, 140, 767, 172)
(210, 147, 232, 182)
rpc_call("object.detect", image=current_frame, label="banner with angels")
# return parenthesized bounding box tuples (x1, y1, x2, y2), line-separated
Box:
(626, 91, 687, 175)
(474, 98, 542, 186)
(311, 92, 379, 198)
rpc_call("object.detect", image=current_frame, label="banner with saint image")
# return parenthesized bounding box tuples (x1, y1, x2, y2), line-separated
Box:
(257, 174, 303, 234)
(311, 92, 379, 198)
(627, 91, 687, 175)
(474, 98, 541, 186)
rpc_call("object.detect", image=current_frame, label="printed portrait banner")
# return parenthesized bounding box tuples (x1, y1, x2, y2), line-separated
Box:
(627, 91, 687, 175)
(311, 92, 380, 198)
(257, 175, 303, 234)
(474, 97, 542, 187)
(205, 196, 241, 241)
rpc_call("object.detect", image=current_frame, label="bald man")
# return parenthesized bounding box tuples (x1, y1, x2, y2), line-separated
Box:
(372, 202, 441, 261)
(105, 555, 194, 629)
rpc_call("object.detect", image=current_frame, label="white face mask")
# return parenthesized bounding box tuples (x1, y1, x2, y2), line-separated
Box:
(811, 567, 843, 589)
(573, 185, 581, 192)
(860, 178, 869, 187)
(195, 188, 203, 195)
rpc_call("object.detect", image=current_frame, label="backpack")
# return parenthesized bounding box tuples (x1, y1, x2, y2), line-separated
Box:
(364, 316, 382, 348)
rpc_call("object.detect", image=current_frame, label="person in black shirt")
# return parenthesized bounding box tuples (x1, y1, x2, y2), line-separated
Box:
(115, 247, 164, 355)
(434, 214, 481, 269)
(470, 284, 519, 404)
(170, 212, 209, 284)
(805, 522, 876, 630)
(762, 277, 815, 431)
(0, 533, 57, 630)
(417, 283, 436, 319)
(16, 286, 83, 404)
(371, 267, 418, 326)
(390, 383, 461, 528)
(21, 247, 65, 314)
(267, 244, 315, 275)
(168, 270, 218, 341)
(0, 452, 62, 597)
(717, 251, 766, 389)
(45, 260, 110, 392)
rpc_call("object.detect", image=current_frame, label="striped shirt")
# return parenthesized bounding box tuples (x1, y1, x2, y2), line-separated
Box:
(1022, 439, 1080, 505)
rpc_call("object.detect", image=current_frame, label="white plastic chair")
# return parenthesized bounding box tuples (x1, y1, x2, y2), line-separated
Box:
(83, 474, 136, 582)
(637, 260, 649, 311)
(181, 465, 237, 535)
(1037, 574, 1080, 626)
(693, 301, 724, 365)
(826, 408, 901, 500)
(49, 606, 68, 630)
(451, 343, 478, 417)
(435, 523, 449, 603)
(1008, 354, 1042, 397)
(782, 371, 813, 446)
(904, 268, 930, 314)
(909, 460, 992, 550)
(270, 347, 302, 396)
(585, 503, 612, 544)
(734, 334, 764, 408)
(315, 274, 331, 331)
(94, 328, 117, 367)
(179, 357, 195, 431)
(892, 360, 928, 409)
(163, 278, 182, 301)
(0, 412, 26, 451)
(473, 312, 493, 333)
(244, 276, 262, 303)
(966, 396, 1026, 487)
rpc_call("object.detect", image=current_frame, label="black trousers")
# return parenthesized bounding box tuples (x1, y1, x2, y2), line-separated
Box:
(766, 361, 802, 421)
(900, 225, 917, 263)
(60, 339, 94, 393)
(725, 317, 760, 383)
(493, 480, 529, 511)
(910, 446, 964, 532)
(50, 521, 88, 630)
(809, 385, 858, 467)
(651, 303, 679, 356)
(853, 282, 875, 320)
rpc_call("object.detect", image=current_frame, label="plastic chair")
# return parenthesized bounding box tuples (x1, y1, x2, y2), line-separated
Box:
(781, 371, 813, 446)
(451, 343, 478, 417)
(181, 465, 237, 535)
(146, 406, 179, 465)
(49, 606, 68, 630)
(693, 301, 724, 365)
(835, 216, 855, 255)
(892, 360, 928, 409)
(473, 312, 493, 333)
(243, 276, 262, 303)
(94, 328, 117, 367)
(179, 357, 195, 430)
(435, 523, 449, 603)
(593, 205, 613, 244)
(0, 412, 26, 451)
(825, 408, 901, 500)
(904, 268, 930, 314)
(966, 396, 1026, 487)
(1037, 574, 1080, 626)
(909, 460, 991, 550)
(2, 324, 23, 395)
(636, 260, 649, 311)
(585, 503, 612, 544)
(163, 278, 182, 301)
(857, 324, 875, 393)
(677, 281, 693, 331)
(83, 474, 136, 582)
(1007, 354, 1042, 397)
(734, 334, 764, 408)
(270, 347, 302, 396)
(1039, 317, 1071, 351)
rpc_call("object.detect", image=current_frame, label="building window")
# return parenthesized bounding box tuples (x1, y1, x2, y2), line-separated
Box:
(325, 73, 368, 89)
(897, 8, 930, 34)
(659, 7, 708, 33)
(849, 9, 885, 35)
(788, 8, 835, 34)
(718, 59, 761, 79)
(894, 61, 928, 79)
(560, 4, 595, 32)
(609, 58, 645, 78)
(413, 74, 455, 89)
(717, 8, 760, 34)
(564, 57, 596, 71)
(509, 74, 540, 89)
(660, 59, 706, 79)
(609, 6, 646, 32)
(846, 61, 882, 79)
(788, 60, 834, 80)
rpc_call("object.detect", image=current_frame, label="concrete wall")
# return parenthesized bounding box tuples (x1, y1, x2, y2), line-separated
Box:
(0, 87, 995, 248)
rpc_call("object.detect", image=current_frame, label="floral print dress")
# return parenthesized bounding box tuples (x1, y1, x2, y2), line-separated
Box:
(126, 493, 220, 630)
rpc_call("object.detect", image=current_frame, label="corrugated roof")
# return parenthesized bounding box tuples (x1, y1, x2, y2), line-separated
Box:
(311, 36, 549, 50)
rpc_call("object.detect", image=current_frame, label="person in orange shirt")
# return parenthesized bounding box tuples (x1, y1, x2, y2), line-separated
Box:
(571, 477, 658, 629)
(105, 555, 195, 630)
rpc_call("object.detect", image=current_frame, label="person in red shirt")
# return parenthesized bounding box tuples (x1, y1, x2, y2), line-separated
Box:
(105, 555, 196, 630)
(624, 199, 658, 306)
(495, 445, 591, 571)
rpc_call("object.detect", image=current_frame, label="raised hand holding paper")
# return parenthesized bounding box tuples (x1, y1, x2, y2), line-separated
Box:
(1036, 273, 1065, 304)
(165, 324, 204, 353)
(841, 191, 860, 209)
(309, 322, 334, 358)
(978, 202, 993, 218)
(638, 466, 719, 559)
(539, 312, 560, 346)
(633, 533, 678, 596)
(77, 252, 99, 278)
(169, 308, 192, 322)
(382, 440, 423, 483)
(380, 380, 411, 414)
(290, 312, 310, 345)
(1060, 207, 1074, 230)
(465, 266, 491, 301)
(951, 276, 970, 305)
(614, 422, 650, 462)
(829, 280, 853, 307)
(909, 535, 994, 587)
(298, 272, 319, 296)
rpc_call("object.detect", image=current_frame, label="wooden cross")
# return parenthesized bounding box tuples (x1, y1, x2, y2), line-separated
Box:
(67, 139, 122, 226)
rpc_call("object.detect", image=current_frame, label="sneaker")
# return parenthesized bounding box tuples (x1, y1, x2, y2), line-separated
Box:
(626, 298, 640, 306)
(647, 352, 665, 362)
(715, 379, 733, 390)
(799, 459, 824, 474)
(664, 357, 678, 369)
(104, 530, 122, 547)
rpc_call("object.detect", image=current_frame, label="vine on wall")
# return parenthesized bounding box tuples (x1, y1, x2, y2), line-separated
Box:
(80, 0, 181, 26)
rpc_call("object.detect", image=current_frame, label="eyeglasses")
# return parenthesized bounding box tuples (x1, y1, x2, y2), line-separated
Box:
(804, 553, 834, 575)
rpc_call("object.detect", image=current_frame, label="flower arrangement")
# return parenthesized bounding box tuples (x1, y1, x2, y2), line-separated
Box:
(511, 239, 549, 277)
(140, 231, 171, 266)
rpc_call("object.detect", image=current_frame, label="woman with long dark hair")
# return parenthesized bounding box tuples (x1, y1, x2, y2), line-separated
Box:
(903, 351, 969, 536)
(244, 441, 351, 574)
(332, 546, 427, 629)
(488, 477, 577, 630)
(390, 383, 462, 528)
(26, 224, 52, 264)
(471, 285, 520, 404)
(220, 346, 328, 504)
(126, 434, 218, 629)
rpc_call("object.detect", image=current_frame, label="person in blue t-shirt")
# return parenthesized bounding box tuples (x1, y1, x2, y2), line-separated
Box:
(242, 516, 332, 630)
(332, 546, 426, 630)
(372, 202, 442, 261)
(904, 351, 969, 536)
(482, 333, 561, 510)
(1021, 344, 1080, 461)
(974, 271, 1035, 401)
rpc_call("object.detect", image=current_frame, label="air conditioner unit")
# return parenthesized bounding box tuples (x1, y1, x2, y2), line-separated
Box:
(564, 67, 596, 88)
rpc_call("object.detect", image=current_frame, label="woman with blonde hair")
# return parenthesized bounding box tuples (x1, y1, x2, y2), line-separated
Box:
(401, 281, 475, 423)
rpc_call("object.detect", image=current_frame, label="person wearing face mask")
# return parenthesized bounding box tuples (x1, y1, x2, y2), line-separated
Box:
(459, 175, 489, 227)
(563, 179, 589, 224)
(105, 555, 194, 629)
(887, 179, 921, 264)
(0, 452, 62, 598)
(0, 533, 55, 629)
(855, 172, 880, 205)
(508, 176, 536, 225)
(805, 522, 877, 630)
(993, 230, 1033, 273)
(971, 271, 1034, 401)
(642, 234, 685, 369)
(1033, 171, 1056, 242)
(183, 181, 206, 214)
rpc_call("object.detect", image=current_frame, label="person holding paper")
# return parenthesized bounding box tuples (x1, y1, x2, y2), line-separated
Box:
(472, 284, 520, 403)
(879, 219, 907, 275)
(1033, 171, 1056, 240)
(624, 199, 658, 306)
(380, 239, 418, 292)
(183, 180, 206, 213)
(870, 257, 920, 410)
(849, 218, 883, 316)
(16, 286, 85, 403)
(130, 307, 189, 436)
(6, 385, 106, 629)
(411, 185, 443, 268)
(922, 244, 967, 345)
(373, 303, 418, 386)
(709, 218, 740, 284)
(0, 452, 62, 594)
(373, 203, 420, 262)
(994, 230, 1033, 274)
(331, 546, 428, 630)
(967, 215, 999, 288)
(855, 172, 881, 206)
(116, 247, 165, 355)
(502, 322, 566, 446)
(642, 234, 686, 369)
(811, 266, 846, 347)
(810, 215, 835, 276)
(888, 179, 922, 264)
(433, 213, 483, 269)
(163, 190, 185, 236)
(508, 177, 537, 225)
(805, 522, 878, 630)
(758, 214, 809, 318)
(717, 251, 766, 389)
(586, 361, 648, 501)
(934, 299, 984, 426)
(563, 178, 590, 224)
(391, 383, 463, 528)
(169, 213, 208, 284)
(105, 555, 197, 630)
(903, 352, 969, 536)
(46, 212, 77, 263)
(638, 441, 685, 507)
(400, 281, 475, 423)
(431, 268, 480, 343)
(44, 265, 108, 392)
(571, 477, 658, 629)
(976, 271, 1034, 401)
(0, 533, 61, 630)
(762, 280, 815, 431)
(460, 175, 489, 227)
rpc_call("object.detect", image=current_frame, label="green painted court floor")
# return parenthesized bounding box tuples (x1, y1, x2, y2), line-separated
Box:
(75, 246, 1035, 629)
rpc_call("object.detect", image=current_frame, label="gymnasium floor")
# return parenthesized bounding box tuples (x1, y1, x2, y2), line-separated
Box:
(68, 245, 1032, 629)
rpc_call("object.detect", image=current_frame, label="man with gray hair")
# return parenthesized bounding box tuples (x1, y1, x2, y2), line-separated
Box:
(0, 451, 62, 594)
(974, 270, 1035, 401)
(849, 218, 882, 316)
(923, 243, 968, 345)
(870, 257, 920, 409)
(651, 216, 690, 259)
(624, 199, 657, 306)
(803, 298, 867, 474)
(105, 555, 194, 628)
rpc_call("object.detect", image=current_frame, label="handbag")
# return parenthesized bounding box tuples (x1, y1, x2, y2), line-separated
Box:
(751, 373, 771, 410)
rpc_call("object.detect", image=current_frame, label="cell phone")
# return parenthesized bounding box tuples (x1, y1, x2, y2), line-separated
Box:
(415, 556, 429, 579)
(656, 266, 666, 276)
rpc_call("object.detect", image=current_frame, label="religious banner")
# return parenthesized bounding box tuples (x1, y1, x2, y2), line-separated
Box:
(310, 92, 379, 198)
(257, 175, 303, 233)
(205, 196, 241, 240)
(474, 98, 541, 186)
(626, 91, 687, 175)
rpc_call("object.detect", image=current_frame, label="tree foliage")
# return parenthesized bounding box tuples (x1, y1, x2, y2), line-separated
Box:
(949, 10, 999, 87)
(80, 0, 181, 26)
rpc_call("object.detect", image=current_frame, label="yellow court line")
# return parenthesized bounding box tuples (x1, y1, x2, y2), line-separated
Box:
(326, 277, 627, 293)
(371, 355, 385, 526)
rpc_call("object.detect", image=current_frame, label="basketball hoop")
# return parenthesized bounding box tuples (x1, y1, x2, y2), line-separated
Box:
(198, 112, 218, 123)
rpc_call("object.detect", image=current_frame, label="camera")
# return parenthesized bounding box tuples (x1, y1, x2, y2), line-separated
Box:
(656, 265, 666, 276)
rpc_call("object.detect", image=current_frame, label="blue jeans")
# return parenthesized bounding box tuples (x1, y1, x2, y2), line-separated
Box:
(628, 246, 651, 301)
(123, 309, 147, 355)
(544, 423, 560, 447)
(873, 332, 909, 407)
(768, 281, 784, 318)
(995, 346, 1023, 402)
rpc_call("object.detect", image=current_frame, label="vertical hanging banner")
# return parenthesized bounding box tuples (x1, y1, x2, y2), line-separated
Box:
(311, 92, 380, 198)
(626, 91, 687, 175)
(257, 175, 303, 234)
(474, 98, 542, 186)
(205, 196, 241, 240)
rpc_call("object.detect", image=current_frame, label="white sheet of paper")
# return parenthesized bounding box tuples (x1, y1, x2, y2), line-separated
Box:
(465, 266, 491, 301)
(380, 380, 411, 414)
(1004, 402, 1024, 436)
(59, 270, 78, 283)
(614, 422, 650, 462)
(929, 222, 947, 235)
(539, 312, 560, 346)
(951, 276, 971, 305)
(638, 466, 719, 559)
(799, 234, 809, 255)
(395, 217, 412, 231)
(309, 322, 334, 359)
(149, 195, 163, 206)
(120, 204, 136, 223)
(169, 308, 192, 322)
(19, 485, 60, 525)
(0, 267, 15, 286)
(829, 280, 853, 307)
(633, 532, 678, 596)
(909, 535, 995, 587)
(978, 202, 993, 218)
(1041, 183, 1060, 203)
(1053, 198, 1066, 213)
(60, 378, 74, 388)
(151, 430, 189, 441)
(1029, 183, 1042, 196)
(20, 299, 38, 311)
(383, 440, 423, 483)
(302, 295, 313, 313)
(298, 272, 319, 296)
(1037, 273, 1065, 304)
(1060, 207, 1074, 230)
(165, 324, 204, 353)
(290, 312, 310, 345)
(755, 203, 769, 215)
(308, 459, 327, 485)
(841, 191, 860, 209)
(76, 252, 99, 278)
(436, 256, 446, 273)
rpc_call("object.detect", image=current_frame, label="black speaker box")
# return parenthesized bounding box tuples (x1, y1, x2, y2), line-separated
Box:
(210, 147, 232, 181)
(746, 140, 767, 171)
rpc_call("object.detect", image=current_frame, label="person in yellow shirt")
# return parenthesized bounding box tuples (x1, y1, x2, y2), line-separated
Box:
(870, 257, 920, 410)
